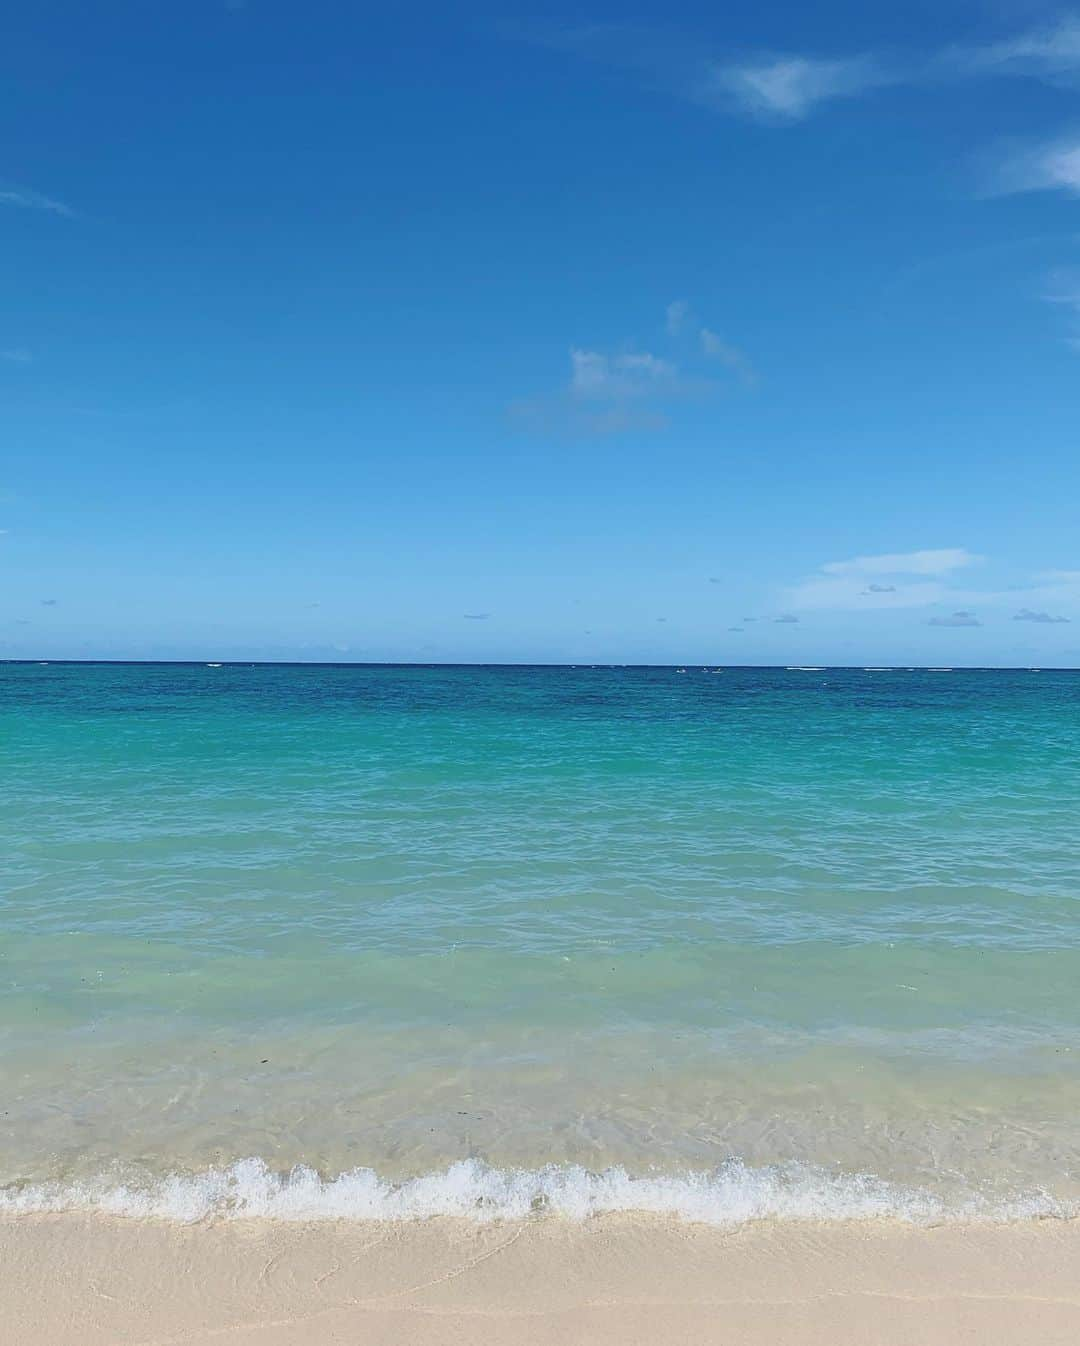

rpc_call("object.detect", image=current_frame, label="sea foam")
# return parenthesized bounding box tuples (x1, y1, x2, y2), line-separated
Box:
(1, 1158, 1074, 1226)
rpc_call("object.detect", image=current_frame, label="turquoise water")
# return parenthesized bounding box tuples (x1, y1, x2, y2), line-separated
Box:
(2, 662, 1080, 1221)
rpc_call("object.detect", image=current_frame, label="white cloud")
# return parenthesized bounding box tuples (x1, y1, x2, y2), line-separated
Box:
(786, 548, 980, 612)
(715, 18, 1080, 128)
(821, 548, 980, 577)
(665, 300, 756, 385)
(708, 54, 890, 120)
(948, 15, 1080, 83)
(508, 23, 891, 123)
(989, 133, 1080, 197)
(510, 346, 676, 434)
(514, 302, 754, 437)
(514, 13, 1080, 136)
(785, 551, 1080, 624)
(0, 185, 72, 217)
(570, 348, 677, 401)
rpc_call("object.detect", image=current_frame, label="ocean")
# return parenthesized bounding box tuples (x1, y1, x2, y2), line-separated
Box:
(2, 661, 1079, 1224)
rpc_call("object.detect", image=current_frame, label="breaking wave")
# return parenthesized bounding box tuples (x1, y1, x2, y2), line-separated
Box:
(2, 1157, 1075, 1226)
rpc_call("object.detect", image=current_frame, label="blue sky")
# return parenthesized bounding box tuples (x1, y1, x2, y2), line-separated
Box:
(4, 0, 1080, 665)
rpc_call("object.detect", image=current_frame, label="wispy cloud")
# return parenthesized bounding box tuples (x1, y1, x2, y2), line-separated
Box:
(774, 613, 799, 624)
(670, 300, 757, 385)
(570, 348, 677, 401)
(941, 17, 1080, 201)
(823, 548, 980, 577)
(786, 549, 1080, 626)
(0, 184, 72, 217)
(507, 21, 897, 124)
(986, 132, 1080, 197)
(513, 301, 749, 436)
(507, 21, 890, 125)
(700, 328, 757, 386)
(463, 612, 490, 620)
(946, 15, 1080, 84)
(512, 13, 1080, 134)
(787, 548, 980, 612)
(1, 348, 32, 364)
(567, 346, 679, 434)
(708, 54, 891, 121)
(511, 347, 676, 435)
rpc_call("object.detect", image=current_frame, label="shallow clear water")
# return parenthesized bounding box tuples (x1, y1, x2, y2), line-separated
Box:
(2, 662, 1079, 1221)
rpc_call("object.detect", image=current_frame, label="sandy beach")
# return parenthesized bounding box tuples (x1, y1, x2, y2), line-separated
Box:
(4, 1214, 1079, 1345)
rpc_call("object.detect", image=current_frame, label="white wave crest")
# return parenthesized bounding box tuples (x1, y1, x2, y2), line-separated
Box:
(2, 1158, 1076, 1226)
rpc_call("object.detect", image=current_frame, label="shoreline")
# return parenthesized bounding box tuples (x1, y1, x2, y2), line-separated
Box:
(5, 1154, 1078, 1225)
(4, 1212, 1080, 1345)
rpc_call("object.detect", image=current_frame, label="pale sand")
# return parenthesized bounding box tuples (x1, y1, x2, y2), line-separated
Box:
(4, 1214, 1080, 1345)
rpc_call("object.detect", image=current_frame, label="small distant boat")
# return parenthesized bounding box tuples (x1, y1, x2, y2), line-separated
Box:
(787, 666, 824, 672)
(928, 667, 953, 672)
(206, 662, 222, 668)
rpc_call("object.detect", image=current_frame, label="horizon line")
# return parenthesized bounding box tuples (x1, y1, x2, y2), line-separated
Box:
(2, 659, 1077, 672)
